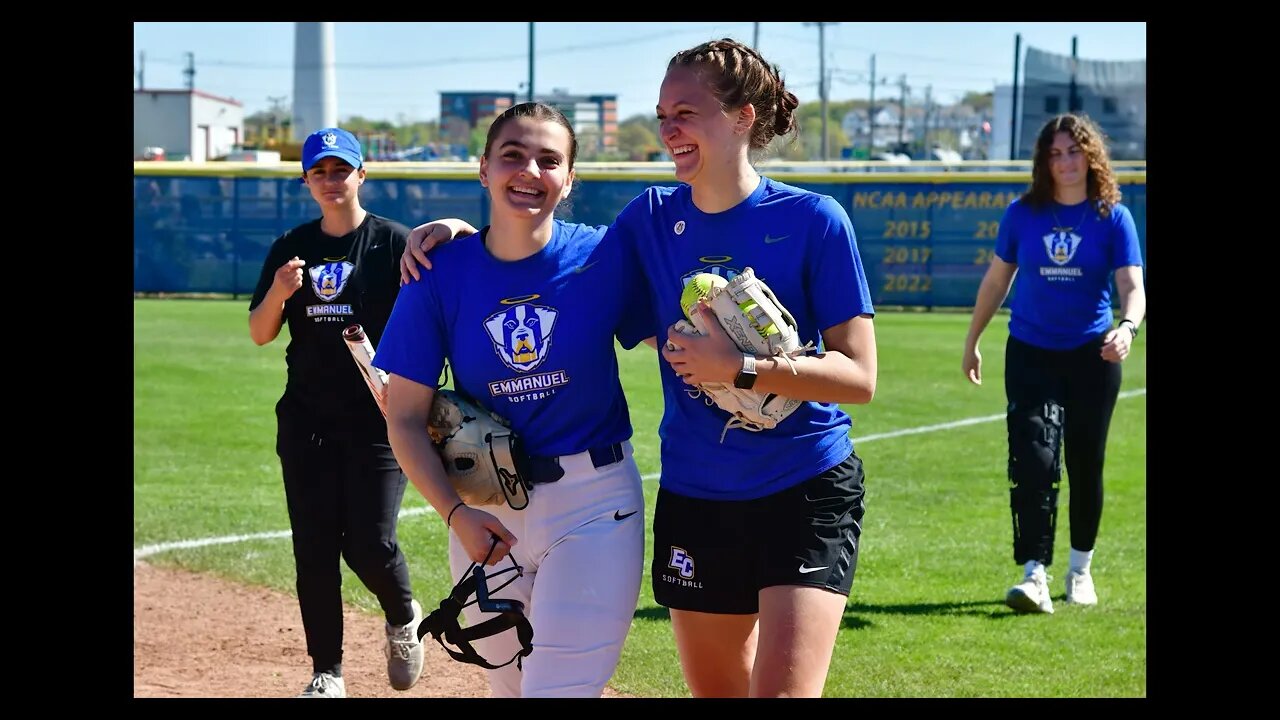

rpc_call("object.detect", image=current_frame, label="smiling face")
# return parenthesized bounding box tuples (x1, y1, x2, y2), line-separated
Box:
(479, 115, 574, 224)
(657, 65, 748, 186)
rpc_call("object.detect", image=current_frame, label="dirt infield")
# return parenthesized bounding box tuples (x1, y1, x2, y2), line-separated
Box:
(133, 561, 628, 698)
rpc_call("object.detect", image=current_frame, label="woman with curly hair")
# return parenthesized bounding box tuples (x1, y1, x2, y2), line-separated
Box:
(962, 113, 1145, 614)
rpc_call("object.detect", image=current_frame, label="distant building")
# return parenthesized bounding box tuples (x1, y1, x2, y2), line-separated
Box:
(992, 47, 1145, 160)
(842, 106, 915, 152)
(439, 92, 517, 153)
(535, 90, 618, 154)
(439, 89, 618, 157)
(134, 89, 244, 161)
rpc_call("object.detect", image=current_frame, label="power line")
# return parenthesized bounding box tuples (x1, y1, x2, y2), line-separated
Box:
(832, 67, 1001, 85)
(830, 45, 1008, 71)
(830, 77, 989, 96)
(140, 25, 756, 72)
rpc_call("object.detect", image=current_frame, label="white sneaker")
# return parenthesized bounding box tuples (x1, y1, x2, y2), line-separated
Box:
(1006, 573, 1054, 614)
(299, 672, 345, 698)
(1065, 569, 1098, 605)
(385, 599, 425, 690)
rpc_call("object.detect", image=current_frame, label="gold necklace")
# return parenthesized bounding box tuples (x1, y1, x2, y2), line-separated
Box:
(1050, 201, 1092, 234)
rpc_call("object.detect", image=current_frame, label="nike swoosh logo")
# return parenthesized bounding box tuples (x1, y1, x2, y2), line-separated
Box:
(763, 234, 790, 244)
(614, 510, 638, 521)
(798, 564, 829, 574)
(574, 261, 599, 274)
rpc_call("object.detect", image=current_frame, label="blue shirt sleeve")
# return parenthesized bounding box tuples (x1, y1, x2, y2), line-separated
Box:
(610, 222, 655, 349)
(371, 270, 448, 389)
(1110, 204, 1143, 269)
(994, 201, 1019, 264)
(809, 195, 875, 331)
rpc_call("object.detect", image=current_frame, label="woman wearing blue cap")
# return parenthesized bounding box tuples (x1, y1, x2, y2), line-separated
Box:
(248, 127, 425, 698)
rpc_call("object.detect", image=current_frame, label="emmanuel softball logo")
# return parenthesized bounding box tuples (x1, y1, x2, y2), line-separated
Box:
(484, 303, 559, 373)
(1042, 230, 1082, 266)
(309, 260, 354, 301)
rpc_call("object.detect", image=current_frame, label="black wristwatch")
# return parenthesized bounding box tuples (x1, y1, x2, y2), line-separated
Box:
(733, 354, 759, 390)
(1118, 319, 1139, 339)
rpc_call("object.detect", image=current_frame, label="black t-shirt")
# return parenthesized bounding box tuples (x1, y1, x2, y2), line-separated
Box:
(249, 213, 410, 434)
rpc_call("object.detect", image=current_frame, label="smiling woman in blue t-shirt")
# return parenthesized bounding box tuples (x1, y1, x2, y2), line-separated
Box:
(962, 113, 1146, 615)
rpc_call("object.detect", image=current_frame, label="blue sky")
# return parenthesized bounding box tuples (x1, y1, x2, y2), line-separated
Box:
(132, 22, 1146, 123)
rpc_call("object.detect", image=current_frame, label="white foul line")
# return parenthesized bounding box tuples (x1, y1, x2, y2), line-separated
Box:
(135, 387, 1145, 562)
(133, 508, 435, 562)
(853, 388, 1146, 444)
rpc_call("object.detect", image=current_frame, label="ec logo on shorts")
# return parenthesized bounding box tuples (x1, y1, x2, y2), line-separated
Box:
(668, 547, 696, 579)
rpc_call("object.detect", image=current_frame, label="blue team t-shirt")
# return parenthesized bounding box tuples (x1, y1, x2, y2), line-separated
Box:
(373, 220, 652, 457)
(613, 176, 874, 501)
(994, 198, 1143, 350)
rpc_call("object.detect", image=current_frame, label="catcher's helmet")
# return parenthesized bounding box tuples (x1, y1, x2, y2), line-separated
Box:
(417, 539, 534, 670)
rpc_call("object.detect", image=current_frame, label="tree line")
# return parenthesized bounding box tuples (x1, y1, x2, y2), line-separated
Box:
(245, 91, 993, 162)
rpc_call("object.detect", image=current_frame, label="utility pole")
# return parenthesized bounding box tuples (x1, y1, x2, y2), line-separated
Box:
(1069, 36, 1079, 112)
(137, 50, 145, 90)
(868, 54, 876, 156)
(528, 23, 535, 102)
(753, 22, 760, 49)
(803, 22, 839, 160)
(267, 95, 288, 143)
(183, 52, 195, 90)
(897, 74, 908, 152)
(923, 85, 932, 157)
(1010, 33, 1021, 160)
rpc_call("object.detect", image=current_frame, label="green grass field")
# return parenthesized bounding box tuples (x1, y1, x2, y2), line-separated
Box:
(134, 299, 1146, 697)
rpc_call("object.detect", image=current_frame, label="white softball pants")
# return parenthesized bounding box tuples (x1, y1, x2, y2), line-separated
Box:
(447, 441, 644, 698)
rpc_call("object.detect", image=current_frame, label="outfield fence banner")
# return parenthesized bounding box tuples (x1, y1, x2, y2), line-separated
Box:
(134, 165, 1145, 308)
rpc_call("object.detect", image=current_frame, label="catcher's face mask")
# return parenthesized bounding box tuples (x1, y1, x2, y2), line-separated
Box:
(416, 539, 534, 670)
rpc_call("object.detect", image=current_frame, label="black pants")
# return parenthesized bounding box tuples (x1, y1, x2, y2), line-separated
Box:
(1004, 334, 1122, 567)
(276, 403, 414, 674)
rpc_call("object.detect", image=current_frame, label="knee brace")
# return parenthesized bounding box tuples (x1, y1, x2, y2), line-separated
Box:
(1008, 401, 1064, 544)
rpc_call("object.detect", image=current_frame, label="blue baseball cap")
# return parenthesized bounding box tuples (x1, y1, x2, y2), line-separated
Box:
(301, 127, 363, 174)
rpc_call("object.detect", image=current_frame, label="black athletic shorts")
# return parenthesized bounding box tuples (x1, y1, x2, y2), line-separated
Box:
(651, 451, 865, 614)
